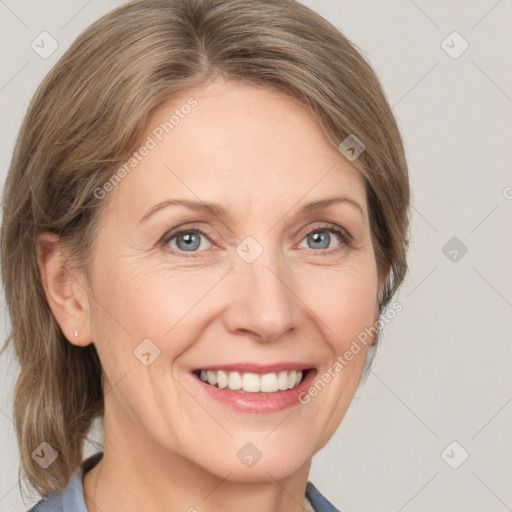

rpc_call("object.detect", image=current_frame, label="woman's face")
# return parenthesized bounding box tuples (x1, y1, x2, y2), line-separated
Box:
(84, 78, 382, 480)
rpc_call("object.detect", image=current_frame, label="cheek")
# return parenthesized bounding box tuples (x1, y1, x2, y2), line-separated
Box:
(299, 260, 380, 346)
(88, 255, 227, 365)
(88, 227, 380, 363)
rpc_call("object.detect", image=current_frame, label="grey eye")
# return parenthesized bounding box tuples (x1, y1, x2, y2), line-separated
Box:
(301, 229, 341, 250)
(168, 231, 209, 252)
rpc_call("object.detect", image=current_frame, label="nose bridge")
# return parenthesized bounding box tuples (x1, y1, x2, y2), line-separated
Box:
(227, 237, 298, 341)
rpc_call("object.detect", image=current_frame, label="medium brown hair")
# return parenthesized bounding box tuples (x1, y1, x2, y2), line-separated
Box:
(1, 0, 410, 498)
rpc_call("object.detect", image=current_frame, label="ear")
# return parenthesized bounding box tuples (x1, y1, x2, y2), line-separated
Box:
(36, 231, 93, 347)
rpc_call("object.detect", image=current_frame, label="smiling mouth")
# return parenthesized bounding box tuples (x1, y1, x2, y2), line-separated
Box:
(193, 368, 312, 393)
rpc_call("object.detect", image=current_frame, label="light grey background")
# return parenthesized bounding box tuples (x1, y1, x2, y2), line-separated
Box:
(1, 1, 511, 511)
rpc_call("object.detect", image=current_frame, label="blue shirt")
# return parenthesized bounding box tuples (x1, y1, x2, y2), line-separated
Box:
(27, 452, 340, 511)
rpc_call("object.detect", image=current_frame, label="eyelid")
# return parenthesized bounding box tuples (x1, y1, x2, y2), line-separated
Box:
(160, 221, 353, 255)
(160, 224, 218, 251)
(296, 222, 352, 244)
(293, 222, 354, 254)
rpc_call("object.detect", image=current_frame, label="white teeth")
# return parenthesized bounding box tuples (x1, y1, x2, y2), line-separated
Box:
(277, 371, 289, 391)
(217, 370, 228, 389)
(197, 369, 305, 393)
(261, 373, 278, 392)
(242, 373, 260, 392)
(228, 371, 242, 390)
(206, 371, 217, 386)
(287, 370, 297, 389)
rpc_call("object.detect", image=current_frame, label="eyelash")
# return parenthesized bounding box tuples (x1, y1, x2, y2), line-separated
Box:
(160, 222, 353, 258)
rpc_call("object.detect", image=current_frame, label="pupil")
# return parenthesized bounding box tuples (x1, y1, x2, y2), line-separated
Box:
(310, 231, 329, 249)
(178, 233, 200, 251)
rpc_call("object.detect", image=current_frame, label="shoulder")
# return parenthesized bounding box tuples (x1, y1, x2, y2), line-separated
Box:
(26, 452, 103, 512)
(306, 481, 341, 512)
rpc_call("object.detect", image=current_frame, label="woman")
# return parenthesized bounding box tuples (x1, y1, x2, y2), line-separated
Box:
(1, 0, 410, 510)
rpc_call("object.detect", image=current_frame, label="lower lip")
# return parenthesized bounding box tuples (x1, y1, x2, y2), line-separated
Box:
(192, 370, 317, 413)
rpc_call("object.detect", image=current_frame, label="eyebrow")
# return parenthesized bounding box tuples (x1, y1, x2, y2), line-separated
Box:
(138, 195, 364, 224)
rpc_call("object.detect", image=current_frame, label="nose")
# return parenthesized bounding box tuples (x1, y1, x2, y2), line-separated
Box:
(222, 246, 300, 343)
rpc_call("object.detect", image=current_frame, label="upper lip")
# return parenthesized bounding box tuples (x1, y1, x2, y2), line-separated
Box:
(193, 362, 314, 374)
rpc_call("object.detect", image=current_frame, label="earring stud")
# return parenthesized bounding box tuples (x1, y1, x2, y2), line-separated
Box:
(74, 329, 79, 337)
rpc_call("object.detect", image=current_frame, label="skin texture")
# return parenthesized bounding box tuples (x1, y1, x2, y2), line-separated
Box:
(37, 78, 385, 512)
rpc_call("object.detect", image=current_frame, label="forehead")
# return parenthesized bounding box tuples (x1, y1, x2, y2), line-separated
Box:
(107, 79, 367, 221)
